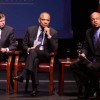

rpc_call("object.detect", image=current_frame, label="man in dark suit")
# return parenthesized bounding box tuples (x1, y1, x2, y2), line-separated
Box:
(70, 12, 100, 99)
(14, 12, 58, 96)
(0, 12, 16, 61)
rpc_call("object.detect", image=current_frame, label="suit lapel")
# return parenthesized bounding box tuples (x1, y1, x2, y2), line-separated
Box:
(88, 29, 95, 52)
(30, 26, 38, 45)
(33, 28, 38, 40)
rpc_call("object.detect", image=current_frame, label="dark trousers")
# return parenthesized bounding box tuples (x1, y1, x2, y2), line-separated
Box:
(70, 60, 100, 97)
(0, 52, 8, 61)
(20, 49, 50, 86)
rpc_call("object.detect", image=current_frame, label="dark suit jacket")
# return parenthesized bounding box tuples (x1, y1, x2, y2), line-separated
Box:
(0, 25, 16, 50)
(83, 28, 100, 56)
(23, 25, 58, 53)
(82, 28, 100, 62)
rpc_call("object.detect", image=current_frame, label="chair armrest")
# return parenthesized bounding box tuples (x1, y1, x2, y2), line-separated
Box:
(0, 50, 15, 54)
(50, 52, 57, 56)
(7, 50, 15, 65)
(50, 52, 57, 67)
(7, 50, 15, 54)
(14, 50, 22, 55)
(14, 50, 23, 65)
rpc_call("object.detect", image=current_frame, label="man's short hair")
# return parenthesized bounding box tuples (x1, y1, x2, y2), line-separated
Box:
(0, 12, 5, 19)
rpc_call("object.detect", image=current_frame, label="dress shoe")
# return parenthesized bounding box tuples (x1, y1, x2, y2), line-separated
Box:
(95, 91, 100, 100)
(78, 92, 96, 100)
(30, 88, 37, 97)
(13, 76, 24, 83)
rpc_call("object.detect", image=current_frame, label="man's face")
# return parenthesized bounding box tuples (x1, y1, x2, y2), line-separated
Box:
(91, 13, 100, 28)
(0, 17, 5, 28)
(38, 13, 50, 28)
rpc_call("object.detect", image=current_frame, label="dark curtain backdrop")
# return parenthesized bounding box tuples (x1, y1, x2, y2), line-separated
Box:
(63, 0, 72, 39)
(72, 0, 99, 44)
(0, 0, 72, 39)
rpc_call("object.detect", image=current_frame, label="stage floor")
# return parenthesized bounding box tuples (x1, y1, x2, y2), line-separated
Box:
(0, 81, 78, 100)
(0, 69, 78, 100)
(0, 69, 99, 100)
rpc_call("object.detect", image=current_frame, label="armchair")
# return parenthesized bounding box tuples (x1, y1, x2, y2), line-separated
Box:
(14, 50, 56, 95)
(0, 50, 15, 94)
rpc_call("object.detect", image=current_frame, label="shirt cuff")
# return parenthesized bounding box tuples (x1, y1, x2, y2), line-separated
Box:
(6, 48, 9, 52)
(27, 48, 30, 54)
(48, 35, 52, 39)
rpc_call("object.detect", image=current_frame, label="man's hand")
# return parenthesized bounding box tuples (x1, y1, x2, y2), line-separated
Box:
(1, 48, 7, 53)
(78, 53, 86, 59)
(44, 27, 51, 38)
(28, 47, 35, 52)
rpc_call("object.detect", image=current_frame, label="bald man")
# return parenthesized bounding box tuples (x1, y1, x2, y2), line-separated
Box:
(14, 12, 58, 96)
(70, 12, 100, 99)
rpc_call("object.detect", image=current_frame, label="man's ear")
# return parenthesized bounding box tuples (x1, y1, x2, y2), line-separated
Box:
(38, 18, 40, 23)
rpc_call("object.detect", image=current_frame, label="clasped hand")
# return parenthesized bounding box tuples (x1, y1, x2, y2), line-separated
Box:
(1, 48, 7, 53)
(78, 53, 86, 59)
(44, 27, 51, 38)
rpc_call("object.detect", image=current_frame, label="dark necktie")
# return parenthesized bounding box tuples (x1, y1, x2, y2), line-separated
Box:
(94, 31, 99, 48)
(38, 31, 43, 43)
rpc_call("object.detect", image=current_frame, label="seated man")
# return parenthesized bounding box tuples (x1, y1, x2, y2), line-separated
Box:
(70, 12, 100, 99)
(14, 12, 58, 96)
(0, 12, 16, 61)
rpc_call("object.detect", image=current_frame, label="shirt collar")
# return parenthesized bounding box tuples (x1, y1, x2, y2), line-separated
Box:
(96, 28, 100, 33)
(39, 26, 44, 31)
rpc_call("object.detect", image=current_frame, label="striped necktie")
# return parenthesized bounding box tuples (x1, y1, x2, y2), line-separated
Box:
(38, 30, 43, 43)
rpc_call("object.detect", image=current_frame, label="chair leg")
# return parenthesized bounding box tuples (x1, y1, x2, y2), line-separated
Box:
(49, 70, 54, 95)
(6, 64, 11, 94)
(14, 79, 18, 93)
(10, 69, 14, 89)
